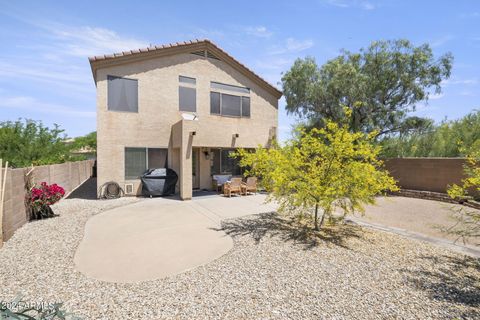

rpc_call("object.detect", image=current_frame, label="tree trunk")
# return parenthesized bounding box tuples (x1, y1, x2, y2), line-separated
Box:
(318, 208, 327, 230)
(314, 203, 319, 231)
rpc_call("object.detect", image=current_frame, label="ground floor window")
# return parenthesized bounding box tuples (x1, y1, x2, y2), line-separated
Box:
(125, 147, 168, 179)
(211, 148, 252, 175)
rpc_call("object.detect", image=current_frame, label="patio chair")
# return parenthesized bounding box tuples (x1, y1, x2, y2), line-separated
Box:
(242, 177, 258, 195)
(212, 174, 232, 193)
(223, 177, 243, 197)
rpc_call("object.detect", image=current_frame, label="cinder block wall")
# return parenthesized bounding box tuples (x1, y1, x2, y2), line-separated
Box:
(1, 160, 94, 241)
(384, 158, 467, 193)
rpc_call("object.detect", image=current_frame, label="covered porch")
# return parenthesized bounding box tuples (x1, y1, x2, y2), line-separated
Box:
(169, 119, 261, 200)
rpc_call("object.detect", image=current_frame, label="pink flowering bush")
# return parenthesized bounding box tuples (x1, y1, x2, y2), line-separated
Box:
(27, 182, 65, 219)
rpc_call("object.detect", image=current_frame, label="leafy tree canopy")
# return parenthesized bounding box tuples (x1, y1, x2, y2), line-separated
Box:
(0, 119, 81, 168)
(380, 110, 480, 157)
(282, 39, 453, 137)
(72, 131, 96, 153)
(235, 109, 398, 231)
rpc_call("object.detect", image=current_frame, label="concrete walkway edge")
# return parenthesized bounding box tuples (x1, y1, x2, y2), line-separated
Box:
(347, 217, 480, 258)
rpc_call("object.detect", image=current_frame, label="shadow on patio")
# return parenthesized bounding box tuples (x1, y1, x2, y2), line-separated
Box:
(217, 212, 364, 250)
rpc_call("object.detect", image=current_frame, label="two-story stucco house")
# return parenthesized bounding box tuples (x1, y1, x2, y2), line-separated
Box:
(89, 39, 281, 200)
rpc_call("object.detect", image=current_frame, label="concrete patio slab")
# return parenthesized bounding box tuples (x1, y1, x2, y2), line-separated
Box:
(74, 199, 234, 283)
(193, 193, 277, 222)
(75, 193, 479, 284)
(74, 194, 275, 283)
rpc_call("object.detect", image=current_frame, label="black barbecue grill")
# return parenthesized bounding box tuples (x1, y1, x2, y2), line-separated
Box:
(141, 168, 178, 197)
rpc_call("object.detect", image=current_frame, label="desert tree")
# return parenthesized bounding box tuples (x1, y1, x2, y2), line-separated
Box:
(235, 109, 398, 230)
(446, 148, 480, 244)
(281, 39, 453, 137)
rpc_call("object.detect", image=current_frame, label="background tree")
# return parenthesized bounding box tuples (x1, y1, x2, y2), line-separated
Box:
(380, 110, 480, 157)
(282, 39, 453, 137)
(235, 109, 398, 230)
(72, 131, 97, 154)
(0, 119, 78, 168)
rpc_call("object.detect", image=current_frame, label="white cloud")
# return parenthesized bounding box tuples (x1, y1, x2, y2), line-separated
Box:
(0, 61, 93, 96)
(0, 95, 95, 118)
(245, 26, 273, 38)
(430, 34, 454, 47)
(361, 2, 375, 10)
(256, 57, 293, 70)
(459, 90, 475, 97)
(48, 25, 149, 57)
(0, 62, 89, 85)
(269, 38, 314, 55)
(286, 38, 314, 52)
(0, 19, 149, 99)
(429, 93, 444, 100)
(187, 27, 225, 41)
(323, 0, 376, 10)
(441, 78, 478, 86)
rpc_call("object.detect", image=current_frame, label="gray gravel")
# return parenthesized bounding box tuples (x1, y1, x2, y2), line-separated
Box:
(1, 198, 479, 319)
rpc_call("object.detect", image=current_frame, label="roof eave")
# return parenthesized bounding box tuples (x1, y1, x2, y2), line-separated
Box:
(88, 40, 282, 99)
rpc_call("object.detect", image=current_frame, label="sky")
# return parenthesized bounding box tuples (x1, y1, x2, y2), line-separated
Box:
(0, 0, 479, 142)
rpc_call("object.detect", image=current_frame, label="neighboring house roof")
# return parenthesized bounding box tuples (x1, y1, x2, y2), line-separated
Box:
(88, 39, 282, 99)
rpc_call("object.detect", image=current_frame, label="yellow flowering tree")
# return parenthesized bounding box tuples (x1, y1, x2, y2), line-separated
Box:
(447, 148, 480, 243)
(235, 110, 398, 231)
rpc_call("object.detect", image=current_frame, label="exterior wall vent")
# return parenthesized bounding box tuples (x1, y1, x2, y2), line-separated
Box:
(190, 50, 220, 61)
(191, 50, 205, 57)
(206, 51, 220, 60)
(124, 183, 134, 195)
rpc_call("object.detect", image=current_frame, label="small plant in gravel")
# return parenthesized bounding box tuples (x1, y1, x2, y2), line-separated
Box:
(0, 295, 81, 319)
(446, 148, 480, 244)
(26, 182, 65, 219)
(235, 108, 398, 231)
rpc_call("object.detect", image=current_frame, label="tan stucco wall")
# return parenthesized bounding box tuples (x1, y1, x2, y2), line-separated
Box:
(96, 53, 278, 197)
(384, 158, 468, 193)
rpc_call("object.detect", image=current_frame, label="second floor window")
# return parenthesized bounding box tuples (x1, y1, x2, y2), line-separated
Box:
(179, 76, 196, 112)
(107, 75, 138, 112)
(210, 81, 250, 118)
(210, 92, 250, 118)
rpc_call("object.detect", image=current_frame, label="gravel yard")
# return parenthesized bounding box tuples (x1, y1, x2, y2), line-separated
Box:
(1, 198, 479, 319)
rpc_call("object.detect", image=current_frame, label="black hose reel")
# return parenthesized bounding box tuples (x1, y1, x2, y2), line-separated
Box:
(98, 181, 124, 199)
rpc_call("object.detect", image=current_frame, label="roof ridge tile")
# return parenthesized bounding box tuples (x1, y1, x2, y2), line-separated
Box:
(88, 39, 281, 97)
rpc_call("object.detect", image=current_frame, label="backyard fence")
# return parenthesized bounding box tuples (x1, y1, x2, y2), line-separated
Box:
(384, 158, 467, 194)
(1, 159, 94, 242)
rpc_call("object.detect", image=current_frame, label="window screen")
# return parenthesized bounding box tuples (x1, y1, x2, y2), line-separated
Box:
(211, 81, 250, 94)
(179, 76, 196, 85)
(108, 76, 138, 112)
(179, 86, 196, 112)
(210, 92, 221, 114)
(221, 93, 241, 117)
(125, 148, 146, 179)
(241, 97, 250, 117)
(148, 148, 168, 169)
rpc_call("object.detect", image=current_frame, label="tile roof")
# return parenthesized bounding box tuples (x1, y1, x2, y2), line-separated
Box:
(88, 39, 282, 98)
